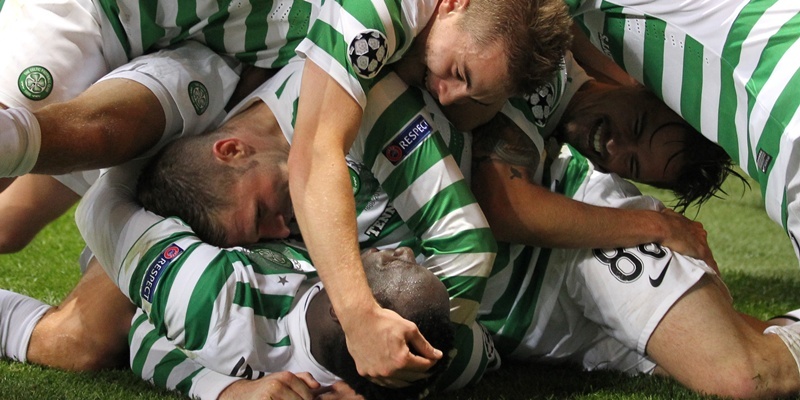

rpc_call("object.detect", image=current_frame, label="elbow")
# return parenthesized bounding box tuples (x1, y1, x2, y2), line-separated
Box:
(0, 232, 33, 254)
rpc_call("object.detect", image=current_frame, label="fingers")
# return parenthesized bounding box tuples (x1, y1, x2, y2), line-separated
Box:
(406, 329, 443, 362)
(266, 371, 318, 400)
(314, 381, 364, 400)
(345, 306, 440, 384)
(295, 372, 322, 392)
(362, 336, 438, 388)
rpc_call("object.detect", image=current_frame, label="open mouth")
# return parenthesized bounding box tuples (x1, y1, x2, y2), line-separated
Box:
(589, 118, 605, 156)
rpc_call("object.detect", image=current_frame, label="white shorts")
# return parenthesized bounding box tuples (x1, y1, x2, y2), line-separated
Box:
(52, 41, 242, 195)
(0, 0, 126, 110)
(505, 242, 716, 374)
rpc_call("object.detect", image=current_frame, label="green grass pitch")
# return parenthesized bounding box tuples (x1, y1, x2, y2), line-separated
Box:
(1, 172, 797, 400)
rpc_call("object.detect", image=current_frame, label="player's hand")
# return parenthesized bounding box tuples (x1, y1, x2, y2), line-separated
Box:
(313, 381, 364, 400)
(658, 209, 719, 273)
(218, 371, 320, 400)
(341, 304, 442, 388)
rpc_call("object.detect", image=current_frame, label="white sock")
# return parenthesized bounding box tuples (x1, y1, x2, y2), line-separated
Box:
(0, 289, 50, 362)
(0, 107, 41, 177)
(765, 322, 800, 375)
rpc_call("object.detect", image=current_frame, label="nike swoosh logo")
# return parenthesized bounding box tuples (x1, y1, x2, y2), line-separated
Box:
(649, 256, 673, 288)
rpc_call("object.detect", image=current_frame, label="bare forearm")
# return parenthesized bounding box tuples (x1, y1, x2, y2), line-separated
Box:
(289, 153, 375, 313)
(478, 168, 666, 248)
(35, 79, 165, 174)
(289, 60, 376, 320)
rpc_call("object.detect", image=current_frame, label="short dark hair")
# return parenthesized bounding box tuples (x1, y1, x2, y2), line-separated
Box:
(461, 0, 573, 96)
(323, 261, 455, 400)
(658, 122, 747, 212)
(137, 129, 244, 247)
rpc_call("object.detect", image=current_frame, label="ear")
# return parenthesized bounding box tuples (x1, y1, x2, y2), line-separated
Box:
(212, 137, 249, 162)
(437, 0, 469, 15)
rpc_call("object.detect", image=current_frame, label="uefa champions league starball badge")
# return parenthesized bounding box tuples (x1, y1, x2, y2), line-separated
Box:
(348, 30, 388, 79)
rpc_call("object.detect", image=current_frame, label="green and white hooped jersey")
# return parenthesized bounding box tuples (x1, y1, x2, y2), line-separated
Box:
(77, 166, 338, 399)
(230, 61, 497, 389)
(477, 146, 594, 358)
(97, 0, 316, 68)
(98, 0, 435, 108)
(125, 237, 340, 387)
(78, 59, 497, 395)
(506, 50, 591, 141)
(476, 145, 711, 373)
(567, 0, 800, 234)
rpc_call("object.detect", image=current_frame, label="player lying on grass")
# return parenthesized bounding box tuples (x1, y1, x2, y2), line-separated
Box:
(567, 0, 800, 264)
(78, 58, 743, 399)
(473, 50, 739, 258)
(472, 110, 800, 399)
(0, 40, 246, 369)
(0, 52, 715, 385)
(1, 56, 497, 393)
(78, 62, 800, 399)
(0, 0, 574, 382)
(79, 160, 454, 400)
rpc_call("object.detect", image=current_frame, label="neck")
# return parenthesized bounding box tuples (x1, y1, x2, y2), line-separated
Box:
(393, 23, 430, 89)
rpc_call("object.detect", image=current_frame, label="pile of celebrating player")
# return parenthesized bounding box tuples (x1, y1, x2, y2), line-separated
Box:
(1, 0, 800, 398)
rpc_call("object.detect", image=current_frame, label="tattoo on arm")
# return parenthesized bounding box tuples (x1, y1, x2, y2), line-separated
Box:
(473, 128, 541, 183)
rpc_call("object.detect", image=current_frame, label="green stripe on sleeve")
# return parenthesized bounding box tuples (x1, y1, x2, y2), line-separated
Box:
(305, 20, 374, 91)
(750, 67, 800, 189)
(175, 0, 201, 38)
(641, 17, 666, 98)
(600, 10, 628, 70)
(97, 0, 132, 56)
(339, 0, 384, 34)
(201, 0, 233, 53)
(277, 0, 313, 67)
(240, 0, 272, 64)
(717, 1, 776, 162)
(679, 35, 704, 126)
(153, 348, 203, 392)
(138, 0, 166, 52)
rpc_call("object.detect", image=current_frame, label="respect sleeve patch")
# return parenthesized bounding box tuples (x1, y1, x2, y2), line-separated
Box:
(141, 244, 184, 303)
(382, 114, 432, 165)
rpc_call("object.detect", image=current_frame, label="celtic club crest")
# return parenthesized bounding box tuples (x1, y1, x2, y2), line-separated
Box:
(18, 66, 53, 101)
(188, 81, 209, 115)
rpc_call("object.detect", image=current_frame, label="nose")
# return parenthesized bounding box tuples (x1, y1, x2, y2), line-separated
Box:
(392, 247, 416, 263)
(437, 79, 468, 106)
